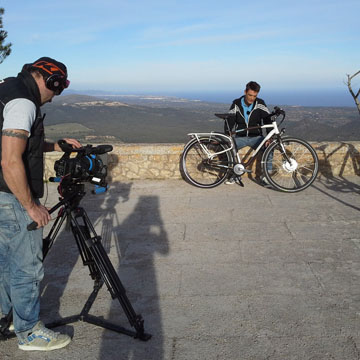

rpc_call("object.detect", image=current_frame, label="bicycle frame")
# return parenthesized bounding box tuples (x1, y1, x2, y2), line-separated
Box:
(187, 120, 281, 166)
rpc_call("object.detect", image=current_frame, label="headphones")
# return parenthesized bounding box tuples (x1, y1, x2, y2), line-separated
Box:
(45, 74, 66, 94)
(45, 74, 69, 95)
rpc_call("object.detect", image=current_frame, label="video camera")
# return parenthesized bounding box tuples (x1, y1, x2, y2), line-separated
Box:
(54, 140, 113, 191)
(26, 141, 113, 230)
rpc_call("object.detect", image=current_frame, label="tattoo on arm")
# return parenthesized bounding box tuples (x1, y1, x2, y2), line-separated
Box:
(2, 130, 28, 141)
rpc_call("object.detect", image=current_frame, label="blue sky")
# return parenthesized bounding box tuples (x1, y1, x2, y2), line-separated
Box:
(1, 0, 359, 100)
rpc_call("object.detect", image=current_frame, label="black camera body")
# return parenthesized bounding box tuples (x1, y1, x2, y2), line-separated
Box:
(54, 140, 113, 188)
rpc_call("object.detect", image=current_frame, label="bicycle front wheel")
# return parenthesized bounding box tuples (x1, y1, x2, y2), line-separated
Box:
(181, 137, 231, 188)
(262, 137, 319, 192)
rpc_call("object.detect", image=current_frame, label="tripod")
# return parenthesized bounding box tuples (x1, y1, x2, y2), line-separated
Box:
(0, 180, 151, 341)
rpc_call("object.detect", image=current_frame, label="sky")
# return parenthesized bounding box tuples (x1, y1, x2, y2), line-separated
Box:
(0, 0, 360, 105)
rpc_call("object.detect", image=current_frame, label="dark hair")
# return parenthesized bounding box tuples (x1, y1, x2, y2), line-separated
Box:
(22, 66, 46, 85)
(22, 64, 49, 82)
(245, 81, 261, 93)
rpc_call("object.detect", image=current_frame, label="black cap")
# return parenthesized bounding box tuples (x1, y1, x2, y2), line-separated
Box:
(23, 57, 68, 79)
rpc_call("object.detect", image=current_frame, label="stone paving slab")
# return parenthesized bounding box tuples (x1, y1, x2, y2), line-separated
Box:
(1, 175, 360, 359)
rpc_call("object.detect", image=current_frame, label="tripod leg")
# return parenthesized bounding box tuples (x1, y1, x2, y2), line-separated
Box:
(70, 208, 151, 340)
(71, 219, 101, 283)
(0, 312, 14, 340)
(43, 208, 69, 258)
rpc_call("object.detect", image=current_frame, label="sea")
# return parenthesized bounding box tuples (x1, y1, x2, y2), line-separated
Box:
(70, 88, 357, 108)
(162, 89, 355, 107)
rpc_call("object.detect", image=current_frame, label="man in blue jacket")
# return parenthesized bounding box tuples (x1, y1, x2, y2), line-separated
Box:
(225, 81, 271, 184)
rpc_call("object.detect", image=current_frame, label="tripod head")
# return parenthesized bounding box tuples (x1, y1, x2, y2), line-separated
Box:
(27, 177, 86, 231)
(52, 176, 86, 206)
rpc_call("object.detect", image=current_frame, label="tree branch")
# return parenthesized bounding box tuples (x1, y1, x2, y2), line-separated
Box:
(346, 71, 360, 116)
(348, 70, 360, 81)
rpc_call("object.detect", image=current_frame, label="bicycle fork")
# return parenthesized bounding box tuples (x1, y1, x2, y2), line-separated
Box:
(276, 137, 293, 164)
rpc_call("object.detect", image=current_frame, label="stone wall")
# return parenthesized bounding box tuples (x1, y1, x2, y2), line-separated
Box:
(44, 141, 360, 181)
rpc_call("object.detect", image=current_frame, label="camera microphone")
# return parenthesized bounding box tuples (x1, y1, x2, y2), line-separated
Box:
(246, 111, 250, 115)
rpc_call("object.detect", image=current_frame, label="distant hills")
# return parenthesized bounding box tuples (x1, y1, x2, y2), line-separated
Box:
(42, 94, 360, 144)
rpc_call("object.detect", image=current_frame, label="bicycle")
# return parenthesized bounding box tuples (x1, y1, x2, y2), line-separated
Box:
(180, 107, 319, 193)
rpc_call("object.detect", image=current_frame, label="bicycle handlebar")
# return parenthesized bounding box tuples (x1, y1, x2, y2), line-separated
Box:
(269, 106, 286, 125)
(271, 106, 285, 117)
(215, 106, 286, 128)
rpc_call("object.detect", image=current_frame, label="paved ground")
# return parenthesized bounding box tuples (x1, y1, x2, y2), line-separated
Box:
(1, 174, 360, 360)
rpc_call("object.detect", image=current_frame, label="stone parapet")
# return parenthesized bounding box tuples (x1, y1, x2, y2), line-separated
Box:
(44, 141, 360, 181)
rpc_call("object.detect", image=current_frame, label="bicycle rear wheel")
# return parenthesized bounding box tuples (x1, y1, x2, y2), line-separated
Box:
(262, 137, 319, 192)
(181, 138, 231, 188)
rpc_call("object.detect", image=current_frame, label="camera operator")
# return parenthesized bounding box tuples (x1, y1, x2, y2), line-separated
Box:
(0, 57, 81, 351)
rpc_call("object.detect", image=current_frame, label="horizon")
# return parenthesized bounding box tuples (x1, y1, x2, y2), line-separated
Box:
(65, 88, 357, 108)
(1, 0, 359, 98)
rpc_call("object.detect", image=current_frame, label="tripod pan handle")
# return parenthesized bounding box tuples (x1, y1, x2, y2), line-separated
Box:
(27, 200, 64, 231)
(27, 221, 38, 231)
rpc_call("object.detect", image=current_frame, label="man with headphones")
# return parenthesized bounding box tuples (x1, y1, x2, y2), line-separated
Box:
(0, 57, 81, 351)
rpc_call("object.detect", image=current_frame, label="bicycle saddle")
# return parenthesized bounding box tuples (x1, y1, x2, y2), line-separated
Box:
(214, 113, 236, 120)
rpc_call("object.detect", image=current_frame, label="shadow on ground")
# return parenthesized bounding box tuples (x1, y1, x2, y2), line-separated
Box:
(40, 181, 169, 359)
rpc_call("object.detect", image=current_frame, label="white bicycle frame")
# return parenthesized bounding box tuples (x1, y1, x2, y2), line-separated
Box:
(187, 120, 281, 164)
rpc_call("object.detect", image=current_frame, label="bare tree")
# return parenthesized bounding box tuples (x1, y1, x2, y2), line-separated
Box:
(0, 8, 12, 64)
(346, 70, 360, 115)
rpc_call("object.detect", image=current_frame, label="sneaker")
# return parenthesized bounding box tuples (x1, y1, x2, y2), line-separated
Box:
(9, 323, 14, 332)
(18, 321, 71, 351)
(225, 177, 236, 185)
(260, 175, 272, 188)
